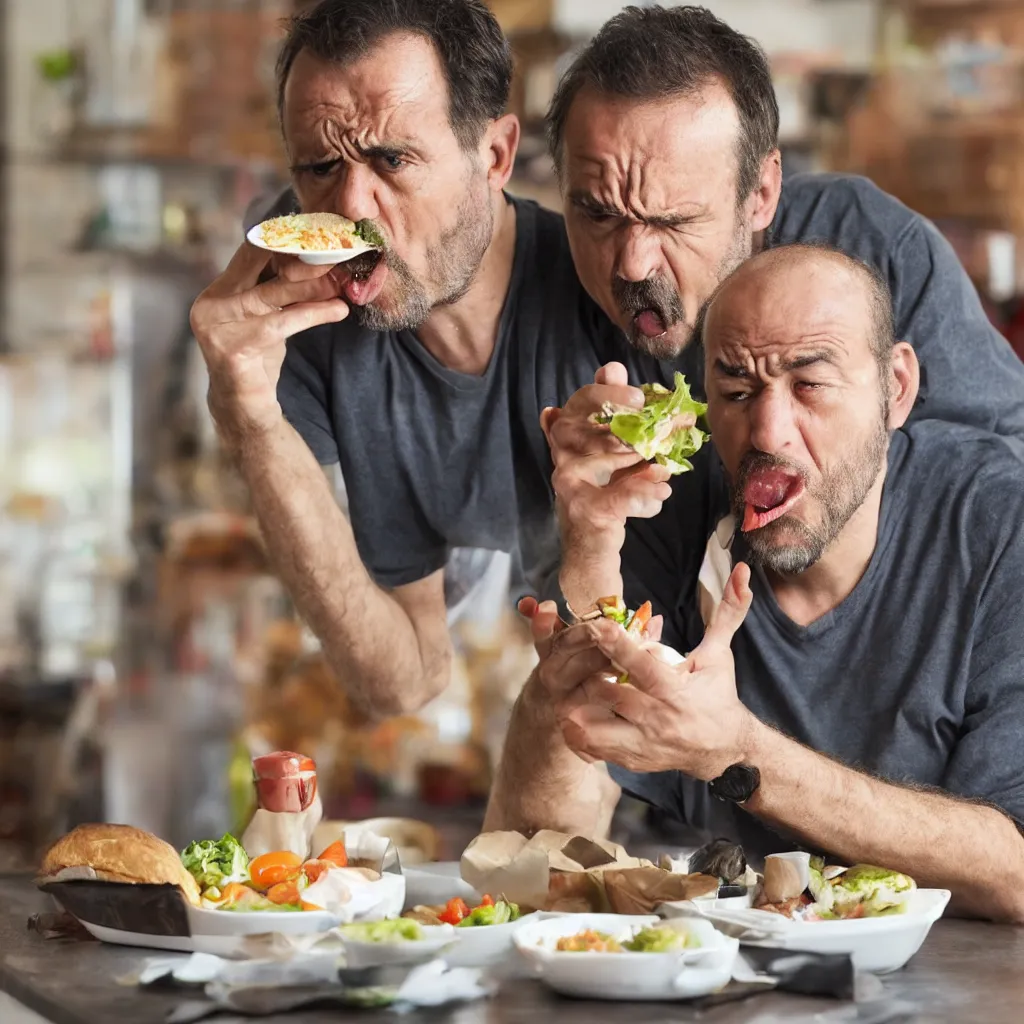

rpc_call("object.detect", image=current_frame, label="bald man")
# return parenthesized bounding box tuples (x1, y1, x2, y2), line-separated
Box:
(486, 244, 1024, 923)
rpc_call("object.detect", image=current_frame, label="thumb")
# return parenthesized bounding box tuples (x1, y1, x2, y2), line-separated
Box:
(518, 597, 566, 657)
(694, 562, 752, 661)
(540, 405, 562, 444)
(594, 361, 629, 387)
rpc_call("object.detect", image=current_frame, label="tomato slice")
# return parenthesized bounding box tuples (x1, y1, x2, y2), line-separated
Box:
(249, 850, 302, 890)
(266, 879, 302, 905)
(316, 840, 348, 868)
(479, 894, 494, 907)
(438, 897, 470, 925)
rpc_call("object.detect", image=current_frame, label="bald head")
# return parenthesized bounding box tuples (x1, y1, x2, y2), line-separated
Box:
(703, 243, 895, 377)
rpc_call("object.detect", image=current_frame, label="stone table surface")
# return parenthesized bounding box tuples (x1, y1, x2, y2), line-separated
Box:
(3, 876, 1024, 1024)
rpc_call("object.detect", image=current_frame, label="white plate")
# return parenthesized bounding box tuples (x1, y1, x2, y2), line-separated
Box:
(513, 913, 738, 1001)
(246, 222, 377, 265)
(187, 904, 341, 937)
(443, 912, 538, 969)
(662, 888, 951, 973)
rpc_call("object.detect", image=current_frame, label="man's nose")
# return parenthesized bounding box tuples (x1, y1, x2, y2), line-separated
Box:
(615, 223, 662, 283)
(747, 387, 799, 455)
(333, 163, 380, 223)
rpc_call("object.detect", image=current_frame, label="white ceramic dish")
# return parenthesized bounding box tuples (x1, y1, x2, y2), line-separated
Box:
(513, 913, 738, 1001)
(662, 888, 951, 973)
(339, 924, 457, 968)
(186, 904, 341, 938)
(443, 912, 537, 969)
(246, 222, 377, 265)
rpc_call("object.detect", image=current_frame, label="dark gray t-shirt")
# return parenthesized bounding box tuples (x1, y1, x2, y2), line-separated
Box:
(275, 173, 1024, 596)
(277, 195, 672, 591)
(613, 423, 1024, 862)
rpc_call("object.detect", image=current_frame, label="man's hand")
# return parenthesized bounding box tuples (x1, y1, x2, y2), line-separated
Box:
(190, 243, 349, 449)
(543, 362, 675, 543)
(555, 563, 756, 781)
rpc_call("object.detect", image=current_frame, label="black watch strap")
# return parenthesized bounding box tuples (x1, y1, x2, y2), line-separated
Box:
(708, 763, 760, 804)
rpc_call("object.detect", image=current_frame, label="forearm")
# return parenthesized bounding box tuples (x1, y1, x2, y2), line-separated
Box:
(484, 672, 619, 837)
(558, 523, 623, 617)
(745, 719, 1024, 922)
(234, 418, 450, 716)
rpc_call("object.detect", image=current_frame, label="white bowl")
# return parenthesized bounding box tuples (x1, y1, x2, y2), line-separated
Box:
(245, 223, 376, 265)
(402, 861, 480, 910)
(339, 924, 457, 968)
(513, 913, 738, 1001)
(663, 888, 951, 973)
(443, 912, 537, 969)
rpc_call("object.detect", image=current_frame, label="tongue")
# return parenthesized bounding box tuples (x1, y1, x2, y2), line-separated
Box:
(635, 310, 666, 338)
(342, 261, 388, 306)
(741, 469, 805, 532)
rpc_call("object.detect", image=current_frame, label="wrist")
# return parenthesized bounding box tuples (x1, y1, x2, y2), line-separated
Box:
(559, 524, 625, 614)
(209, 389, 283, 459)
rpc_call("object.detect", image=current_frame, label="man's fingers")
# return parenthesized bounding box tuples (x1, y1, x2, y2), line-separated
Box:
(540, 406, 562, 444)
(251, 273, 345, 314)
(584, 618, 675, 695)
(518, 597, 564, 653)
(263, 299, 350, 340)
(697, 562, 752, 658)
(560, 707, 641, 765)
(645, 614, 664, 643)
(594, 361, 630, 388)
(205, 242, 274, 297)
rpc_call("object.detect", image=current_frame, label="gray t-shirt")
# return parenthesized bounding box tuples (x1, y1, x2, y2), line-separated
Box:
(274, 173, 1024, 597)
(613, 423, 1024, 862)
(276, 195, 673, 591)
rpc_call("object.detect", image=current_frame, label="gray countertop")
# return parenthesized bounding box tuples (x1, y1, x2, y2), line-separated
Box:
(4, 876, 1024, 1024)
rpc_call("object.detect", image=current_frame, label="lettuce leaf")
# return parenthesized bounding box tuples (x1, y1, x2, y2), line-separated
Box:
(181, 833, 249, 891)
(592, 372, 709, 474)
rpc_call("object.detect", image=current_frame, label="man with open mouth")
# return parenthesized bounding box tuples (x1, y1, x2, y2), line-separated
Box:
(190, 1, 1024, 722)
(487, 244, 1024, 922)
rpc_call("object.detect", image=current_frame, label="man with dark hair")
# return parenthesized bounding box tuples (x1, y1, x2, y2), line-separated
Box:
(488, 244, 1024, 923)
(543, 4, 1024, 620)
(189, 0, 661, 716)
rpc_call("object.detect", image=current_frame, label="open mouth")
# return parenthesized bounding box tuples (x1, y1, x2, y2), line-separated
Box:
(632, 309, 668, 339)
(741, 469, 807, 532)
(340, 253, 388, 306)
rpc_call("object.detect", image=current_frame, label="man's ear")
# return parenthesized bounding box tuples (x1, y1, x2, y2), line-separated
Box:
(887, 341, 920, 429)
(748, 149, 782, 233)
(482, 113, 520, 192)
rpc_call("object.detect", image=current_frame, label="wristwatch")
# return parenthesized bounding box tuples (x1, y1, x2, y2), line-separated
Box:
(708, 763, 761, 805)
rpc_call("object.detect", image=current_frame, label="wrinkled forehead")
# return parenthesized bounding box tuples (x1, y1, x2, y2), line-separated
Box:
(703, 257, 876, 366)
(282, 32, 452, 144)
(561, 81, 742, 206)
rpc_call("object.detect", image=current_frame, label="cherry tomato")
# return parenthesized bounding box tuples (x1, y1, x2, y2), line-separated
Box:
(479, 894, 494, 907)
(249, 850, 302, 890)
(316, 840, 348, 868)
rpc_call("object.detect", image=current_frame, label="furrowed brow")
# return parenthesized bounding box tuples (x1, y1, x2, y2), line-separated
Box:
(713, 358, 751, 379)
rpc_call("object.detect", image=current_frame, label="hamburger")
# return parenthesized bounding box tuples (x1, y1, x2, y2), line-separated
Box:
(39, 823, 201, 906)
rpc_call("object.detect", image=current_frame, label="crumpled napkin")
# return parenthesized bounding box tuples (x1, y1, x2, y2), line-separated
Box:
(121, 943, 494, 1021)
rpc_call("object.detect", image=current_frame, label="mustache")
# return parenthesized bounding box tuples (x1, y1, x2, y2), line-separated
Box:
(612, 276, 684, 326)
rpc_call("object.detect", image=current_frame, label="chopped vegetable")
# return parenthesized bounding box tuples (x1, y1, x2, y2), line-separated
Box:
(591, 372, 709, 475)
(438, 897, 471, 926)
(341, 919, 425, 943)
(266, 879, 303, 905)
(180, 833, 249, 893)
(623, 925, 701, 952)
(249, 850, 302, 890)
(316, 840, 348, 868)
(555, 930, 623, 953)
(456, 898, 520, 927)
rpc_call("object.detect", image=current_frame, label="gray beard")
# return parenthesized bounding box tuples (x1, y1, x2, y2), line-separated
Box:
(737, 416, 891, 576)
(356, 184, 493, 333)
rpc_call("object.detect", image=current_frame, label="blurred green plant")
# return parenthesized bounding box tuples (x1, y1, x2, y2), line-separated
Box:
(36, 50, 77, 82)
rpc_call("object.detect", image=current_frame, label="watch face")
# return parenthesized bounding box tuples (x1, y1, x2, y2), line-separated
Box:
(711, 764, 760, 803)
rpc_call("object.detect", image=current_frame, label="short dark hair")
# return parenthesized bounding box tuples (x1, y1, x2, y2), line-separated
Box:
(276, 0, 513, 150)
(706, 242, 896, 376)
(547, 5, 779, 200)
